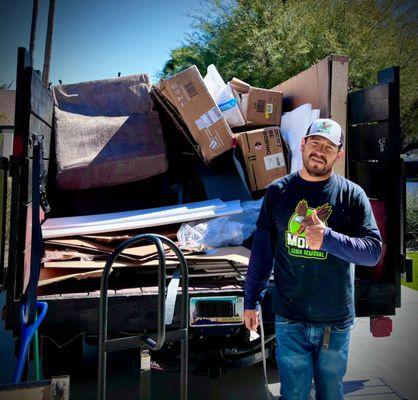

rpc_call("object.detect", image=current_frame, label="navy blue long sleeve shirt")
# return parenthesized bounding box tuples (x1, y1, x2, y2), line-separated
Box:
(245, 172, 382, 326)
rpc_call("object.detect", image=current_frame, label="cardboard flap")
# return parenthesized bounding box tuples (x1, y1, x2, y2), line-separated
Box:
(230, 78, 251, 93)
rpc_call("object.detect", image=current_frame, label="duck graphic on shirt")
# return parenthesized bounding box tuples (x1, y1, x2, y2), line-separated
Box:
(285, 200, 333, 260)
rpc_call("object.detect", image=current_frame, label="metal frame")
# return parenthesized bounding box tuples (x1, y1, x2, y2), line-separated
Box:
(98, 234, 189, 400)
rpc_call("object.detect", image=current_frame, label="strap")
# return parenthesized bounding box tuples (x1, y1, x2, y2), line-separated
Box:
(232, 146, 252, 199)
(165, 267, 181, 325)
(259, 307, 273, 400)
(24, 135, 43, 325)
(322, 326, 331, 351)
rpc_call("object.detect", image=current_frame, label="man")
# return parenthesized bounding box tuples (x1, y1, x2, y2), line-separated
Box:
(244, 118, 382, 400)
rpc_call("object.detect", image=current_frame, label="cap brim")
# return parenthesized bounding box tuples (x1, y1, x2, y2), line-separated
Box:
(306, 132, 341, 146)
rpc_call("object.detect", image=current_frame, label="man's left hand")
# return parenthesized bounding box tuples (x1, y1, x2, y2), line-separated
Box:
(305, 209, 326, 250)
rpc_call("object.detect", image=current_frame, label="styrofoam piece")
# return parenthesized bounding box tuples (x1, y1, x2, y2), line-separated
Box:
(281, 103, 313, 173)
(42, 200, 243, 239)
(42, 199, 226, 230)
(311, 109, 320, 123)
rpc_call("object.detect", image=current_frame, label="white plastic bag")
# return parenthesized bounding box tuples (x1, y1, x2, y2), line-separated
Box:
(204, 64, 245, 127)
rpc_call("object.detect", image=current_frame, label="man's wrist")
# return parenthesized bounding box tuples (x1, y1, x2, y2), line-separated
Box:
(244, 299, 260, 310)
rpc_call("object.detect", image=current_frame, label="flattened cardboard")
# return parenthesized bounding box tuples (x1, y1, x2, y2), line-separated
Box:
(159, 66, 234, 162)
(272, 55, 349, 176)
(44, 241, 172, 261)
(44, 259, 180, 269)
(183, 246, 250, 265)
(237, 126, 287, 191)
(38, 267, 103, 286)
(45, 238, 114, 253)
(230, 78, 283, 126)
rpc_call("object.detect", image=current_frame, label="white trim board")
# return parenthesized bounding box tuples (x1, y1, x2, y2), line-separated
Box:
(42, 199, 226, 230)
(42, 200, 242, 239)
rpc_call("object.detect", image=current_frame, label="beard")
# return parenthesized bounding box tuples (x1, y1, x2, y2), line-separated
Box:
(302, 152, 333, 177)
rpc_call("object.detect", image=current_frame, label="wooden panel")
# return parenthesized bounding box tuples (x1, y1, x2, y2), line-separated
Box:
(370, 199, 387, 241)
(330, 58, 349, 176)
(355, 282, 396, 317)
(23, 203, 32, 293)
(13, 48, 31, 157)
(348, 84, 390, 124)
(0, 158, 7, 287)
(348, 122, 390, 161)
(28, 114, 52, 159)
(349, 161, 388, 200)
(30, 69, 53, 127)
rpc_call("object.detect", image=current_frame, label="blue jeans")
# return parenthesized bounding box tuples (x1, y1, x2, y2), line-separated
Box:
(275, 315, 350, 400)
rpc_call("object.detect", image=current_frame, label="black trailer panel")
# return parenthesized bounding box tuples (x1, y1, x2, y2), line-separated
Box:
(348, 66, 404, 316)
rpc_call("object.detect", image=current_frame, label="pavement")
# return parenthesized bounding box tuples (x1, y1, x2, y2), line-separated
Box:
(1, 286, 417, 399)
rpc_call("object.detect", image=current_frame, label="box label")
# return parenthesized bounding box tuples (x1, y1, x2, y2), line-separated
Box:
(256, 99, 265, 113)
(195, 107, 223, 130)
(264, 153, 285, 171)
(183, 81, 198, 98)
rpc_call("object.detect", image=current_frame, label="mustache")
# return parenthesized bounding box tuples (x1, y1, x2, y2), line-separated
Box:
(309, 153, 327, 163)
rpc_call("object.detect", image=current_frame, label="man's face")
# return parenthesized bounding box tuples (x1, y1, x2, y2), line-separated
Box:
(301, 135, 343, 177)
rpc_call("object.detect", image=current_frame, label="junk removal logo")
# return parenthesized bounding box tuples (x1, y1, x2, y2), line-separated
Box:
(285, 200, 332, 260)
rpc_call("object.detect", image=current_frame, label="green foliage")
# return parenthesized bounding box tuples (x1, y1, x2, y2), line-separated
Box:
(406, 189, 418, 250)
(402, 251, 418, 291)
(161, 0, 417, 148)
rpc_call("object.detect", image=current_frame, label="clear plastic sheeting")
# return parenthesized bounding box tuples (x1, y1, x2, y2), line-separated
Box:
(177, 199, 262, 251)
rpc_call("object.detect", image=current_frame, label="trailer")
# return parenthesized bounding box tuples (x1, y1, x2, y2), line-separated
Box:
(0, 46, 410, 389)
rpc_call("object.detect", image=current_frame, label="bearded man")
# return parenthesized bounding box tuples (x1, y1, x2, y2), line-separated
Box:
(244, 118, 382, 400)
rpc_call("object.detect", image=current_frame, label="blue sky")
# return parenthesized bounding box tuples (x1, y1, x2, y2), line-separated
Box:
(0, 0, 198, 87)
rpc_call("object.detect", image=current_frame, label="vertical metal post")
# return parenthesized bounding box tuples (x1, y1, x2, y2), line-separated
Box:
(139, 349, 151, 400)
(155, 235, 189, 400)
(42, 0, 56, 86)
(29, 0, 39, 67)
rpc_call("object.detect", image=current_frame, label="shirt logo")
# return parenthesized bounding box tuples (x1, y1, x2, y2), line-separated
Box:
(285, 200, 332, 260)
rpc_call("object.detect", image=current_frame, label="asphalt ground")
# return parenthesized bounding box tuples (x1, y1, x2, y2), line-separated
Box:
(1, 286, 417, 399)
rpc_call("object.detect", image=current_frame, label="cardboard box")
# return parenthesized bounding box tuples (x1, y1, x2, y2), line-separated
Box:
(159, 66, 234, 162)
(237, 126, 287, 191)
(230, 78, 283, 126)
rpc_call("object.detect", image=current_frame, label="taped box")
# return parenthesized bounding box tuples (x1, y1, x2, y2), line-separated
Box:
(229, 78, 283, 126)
(159, 66, 234, 162)
(237, 126, 287, 191)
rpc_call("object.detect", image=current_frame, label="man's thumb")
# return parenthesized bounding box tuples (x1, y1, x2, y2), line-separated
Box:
(312, 209, 321, 224)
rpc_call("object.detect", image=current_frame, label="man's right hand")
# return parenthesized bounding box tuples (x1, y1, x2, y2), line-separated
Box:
(244, 309, 260, 331)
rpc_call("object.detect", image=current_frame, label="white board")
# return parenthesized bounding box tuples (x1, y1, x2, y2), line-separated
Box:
(42, 200, 242, 239)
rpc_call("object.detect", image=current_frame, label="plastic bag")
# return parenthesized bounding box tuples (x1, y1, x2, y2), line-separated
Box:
(204, 64, 245, 127)
(177, 199, 262, 251)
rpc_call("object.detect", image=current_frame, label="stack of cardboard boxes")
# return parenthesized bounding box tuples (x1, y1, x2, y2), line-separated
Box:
(158, 65, 288, 193)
